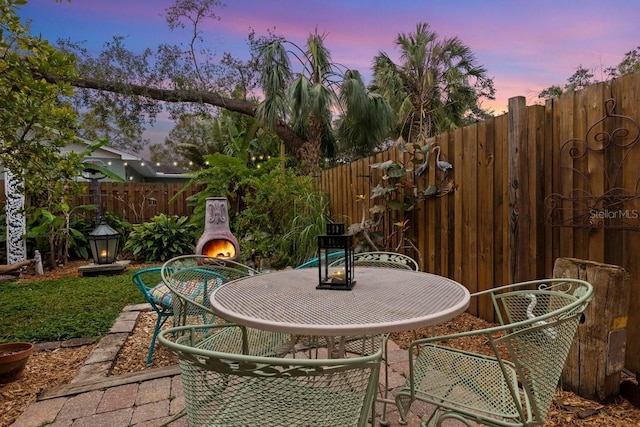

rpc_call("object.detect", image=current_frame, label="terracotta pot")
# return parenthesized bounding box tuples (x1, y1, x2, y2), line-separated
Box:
(0, 342, 34, 383)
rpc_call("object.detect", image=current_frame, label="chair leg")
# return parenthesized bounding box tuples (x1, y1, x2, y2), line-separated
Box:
(379, 337, 390, 426)
(159, 408, 186, 426)
(147, 313, 171, 366)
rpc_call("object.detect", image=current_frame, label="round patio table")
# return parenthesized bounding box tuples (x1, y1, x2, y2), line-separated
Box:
(209, 267, 470, 336)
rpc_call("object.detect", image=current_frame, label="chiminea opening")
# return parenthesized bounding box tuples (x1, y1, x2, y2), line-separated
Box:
(201, 240, 236, 258)
(195, 197, 240, 261)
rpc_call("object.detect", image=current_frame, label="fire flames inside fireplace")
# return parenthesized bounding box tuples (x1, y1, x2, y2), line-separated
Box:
(201, 239, 237, 259)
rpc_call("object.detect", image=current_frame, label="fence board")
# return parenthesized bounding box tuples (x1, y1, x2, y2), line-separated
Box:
(617, 73, 640, 372)
(529, 105, 546, 278)
(452, 128, 465, 287)
(572, 88, 591, 261)
(508, 96, 532, 283)
(558, 91, 576, 260)
(444, 132, 456, 278)
(425, 136, 439, 273)
(493, 114, 509, 292)
(477, 119, 495, 320)
(462, 124, 479, 299)
(586, 83, 606, 263)
(543, 99, 556, 277)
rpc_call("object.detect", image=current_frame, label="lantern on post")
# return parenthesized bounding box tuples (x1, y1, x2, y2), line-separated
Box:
(88, 218, 121, 265)
(317, 223, 355, 290)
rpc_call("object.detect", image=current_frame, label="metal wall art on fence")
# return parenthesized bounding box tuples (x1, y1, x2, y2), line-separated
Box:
(545, 98, 640, 230)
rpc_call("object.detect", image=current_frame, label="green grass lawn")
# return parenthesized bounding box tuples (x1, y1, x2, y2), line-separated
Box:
(0, 268, 148, 343)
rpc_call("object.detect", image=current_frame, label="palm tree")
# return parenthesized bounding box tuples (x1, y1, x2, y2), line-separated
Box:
(371, 23, 495, 144)
(256, 31, 394, 173)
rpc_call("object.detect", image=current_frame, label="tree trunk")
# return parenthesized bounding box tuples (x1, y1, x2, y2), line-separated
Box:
(297, 141, 321, 175)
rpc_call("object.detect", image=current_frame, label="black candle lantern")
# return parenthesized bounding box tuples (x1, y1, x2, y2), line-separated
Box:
(88, 218, 121, 264)
(317, 223, 355, 290)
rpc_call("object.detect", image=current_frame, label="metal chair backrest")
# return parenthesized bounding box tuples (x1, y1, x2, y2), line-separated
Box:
(161, 255, 259, 326)
(159, 324, 382, 427)
(330, 251, 419, 271)
(294, 251, 344, 269)
(161, 255, 294, 358)
(486, 279, 593, 423)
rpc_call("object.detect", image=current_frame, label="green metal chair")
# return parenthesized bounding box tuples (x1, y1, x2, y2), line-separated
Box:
(329, 251, 420, 271)
(161, 255, 293, 356)
(395, 278, 593, 427)
(132, 267, 174, 366)
(159, 324, 383, 427)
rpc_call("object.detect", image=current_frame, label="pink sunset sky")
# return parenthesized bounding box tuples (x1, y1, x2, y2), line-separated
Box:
(18, 0, 639, 148)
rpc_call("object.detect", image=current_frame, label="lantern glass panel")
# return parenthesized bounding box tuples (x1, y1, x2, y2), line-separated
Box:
(88, 220, 121, 264)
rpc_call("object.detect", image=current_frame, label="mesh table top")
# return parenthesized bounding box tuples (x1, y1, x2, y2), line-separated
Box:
(210, 268, 470, 336)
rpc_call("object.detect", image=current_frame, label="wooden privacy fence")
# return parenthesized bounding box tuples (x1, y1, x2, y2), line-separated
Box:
(79, 182, 202, 223)
(0, 182, 203, 224)
(319, 71, 640, 374)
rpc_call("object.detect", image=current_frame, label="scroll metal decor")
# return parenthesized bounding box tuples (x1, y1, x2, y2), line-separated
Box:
(545, 98, 640, 230)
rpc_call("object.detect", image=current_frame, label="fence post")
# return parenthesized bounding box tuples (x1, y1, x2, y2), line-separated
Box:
(553, 257, 631, 401)
(508, 96, 532, 283)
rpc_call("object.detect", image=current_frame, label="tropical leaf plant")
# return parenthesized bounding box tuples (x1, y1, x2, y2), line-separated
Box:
(122, 214, 197, 262)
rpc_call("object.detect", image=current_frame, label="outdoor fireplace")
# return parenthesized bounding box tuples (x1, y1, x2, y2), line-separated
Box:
(195, 197, 240, 261)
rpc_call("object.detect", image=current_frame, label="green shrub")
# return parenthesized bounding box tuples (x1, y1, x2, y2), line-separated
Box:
(233, 169, 328, 268)
(123, 213, 197, 262)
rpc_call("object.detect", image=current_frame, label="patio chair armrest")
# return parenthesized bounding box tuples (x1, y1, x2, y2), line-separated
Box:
(132, 266, 163, 290)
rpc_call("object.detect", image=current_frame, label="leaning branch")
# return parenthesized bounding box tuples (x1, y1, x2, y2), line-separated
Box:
(43, 74, 305, 154)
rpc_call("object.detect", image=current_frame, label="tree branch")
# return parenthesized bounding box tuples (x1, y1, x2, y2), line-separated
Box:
(43, 74, 306, 154)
